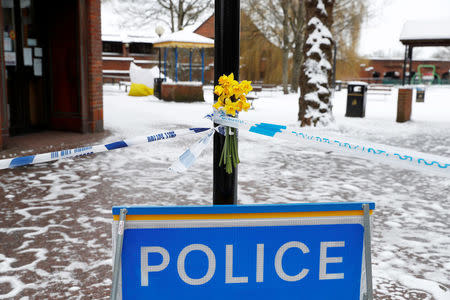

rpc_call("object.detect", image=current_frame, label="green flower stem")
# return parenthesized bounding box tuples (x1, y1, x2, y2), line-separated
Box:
(220, 128, 229, 167)
(219, 126, 240, 174)
(226, 131, 232, 174)
(232, 128, 240, 164)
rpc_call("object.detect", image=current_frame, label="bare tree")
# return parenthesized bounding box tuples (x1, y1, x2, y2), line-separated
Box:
(119, 0, 213, 32)
(298, 0, 335, 126)
(432, 47, 450, 60)
(288, 0, 305, 93)
(332, 0, 368, 79)
(243, 0, 293, 94)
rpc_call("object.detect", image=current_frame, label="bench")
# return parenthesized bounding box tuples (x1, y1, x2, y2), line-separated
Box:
(246, 95, 258, 109)
(119, 81, 132, 92)
(252, 85, 263, 95)
(367, 84, 393, 94)
(262, 83, 277, 95)
(103, 75, 130, 85)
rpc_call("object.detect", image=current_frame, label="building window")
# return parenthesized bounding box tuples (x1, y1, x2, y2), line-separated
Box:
(102, 41, 122, 54)
(129, 43, 155, 55)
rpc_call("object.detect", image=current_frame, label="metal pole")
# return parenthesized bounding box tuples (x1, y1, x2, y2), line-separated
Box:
(213, 0, 240, 205)
(175, 47, 178, 82)
(408, 46, 413, 85)
(362, 204, 373, 300)
(189, 49, 193, 81)
(111, 208, 127, 300)
(201, 48, 205, 84)
(402, 45, 408, 86)
(159, 48, 162, 79)
(164, 48, 167, 79)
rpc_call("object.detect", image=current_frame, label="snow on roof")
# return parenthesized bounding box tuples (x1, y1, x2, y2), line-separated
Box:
(102, 33, 157, 44)
(153, 30, 214, 48)
(400, 20, 450, 42)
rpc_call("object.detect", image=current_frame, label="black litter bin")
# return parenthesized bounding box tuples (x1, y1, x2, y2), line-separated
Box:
(345, 82, 367, 118)
(154, 78, 164, 99)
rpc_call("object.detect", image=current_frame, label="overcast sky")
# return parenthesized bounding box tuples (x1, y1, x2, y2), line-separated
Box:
(359, 0, 450, 59)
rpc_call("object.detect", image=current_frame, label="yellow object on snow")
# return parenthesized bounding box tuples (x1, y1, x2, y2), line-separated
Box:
(128, 83, 154, 96)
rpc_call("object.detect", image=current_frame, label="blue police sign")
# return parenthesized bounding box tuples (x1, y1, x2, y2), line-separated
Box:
(112, 203, 375, 299)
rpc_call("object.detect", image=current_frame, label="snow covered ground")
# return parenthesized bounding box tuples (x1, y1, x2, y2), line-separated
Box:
(0, 84, 449, 299)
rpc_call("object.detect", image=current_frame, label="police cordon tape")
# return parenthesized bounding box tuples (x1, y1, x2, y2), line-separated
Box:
(1, 112, 449, 178)
(169, 128, 216, 173)
(211, 113, 450, 178)
(0, 128, 209, 170)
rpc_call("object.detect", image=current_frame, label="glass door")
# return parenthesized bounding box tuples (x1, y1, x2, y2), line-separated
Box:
(3, 0, 46, 135)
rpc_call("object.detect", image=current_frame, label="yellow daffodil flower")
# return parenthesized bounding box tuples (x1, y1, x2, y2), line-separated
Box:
(224, 98, 238, 116)
(241, 100, 251, 111)
(212, 73, 253, 175)
(236, 99, 251, 112)
(213, 100, 224, 110)
(214, 85, 224, 96)
(212, 73, 253, 116)
(240, 80, 253, 93)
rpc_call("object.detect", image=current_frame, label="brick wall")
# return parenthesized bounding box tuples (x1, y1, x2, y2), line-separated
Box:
(0, 2, 6, 149)
(359, 59, 450, 79)
(194, 15, 215, 39)
(161, 83, 204, 102)
(102, 54, 157, 71)
(86, 0, 103, 132)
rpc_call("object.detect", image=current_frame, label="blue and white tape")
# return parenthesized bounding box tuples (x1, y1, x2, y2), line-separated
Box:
(213, 113, 450, 178)
(169, 128, 216, 173)
(0, 128, 209, 170)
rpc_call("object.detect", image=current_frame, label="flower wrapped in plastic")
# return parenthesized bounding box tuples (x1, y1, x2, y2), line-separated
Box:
(213, 73, 253, 174)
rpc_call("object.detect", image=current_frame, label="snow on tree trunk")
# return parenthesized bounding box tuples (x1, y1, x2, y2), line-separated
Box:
(298, 0, 334, 126)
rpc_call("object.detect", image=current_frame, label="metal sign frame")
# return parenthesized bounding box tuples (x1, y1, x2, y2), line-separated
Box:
(111, 202, 374, 300)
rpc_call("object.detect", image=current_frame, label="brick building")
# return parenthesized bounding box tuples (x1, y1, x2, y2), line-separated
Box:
(0, 0, 103, 150)
(359, 58, 450, 83)
(194, 13, 284, 84)
(102, 32, 215, 84)
(101, 12, 283, 85)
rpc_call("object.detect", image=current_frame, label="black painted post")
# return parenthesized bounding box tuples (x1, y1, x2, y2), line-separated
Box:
(213, 0, 240, 205)
(408, 46, 413, 84)
(402, 45, 408, 85)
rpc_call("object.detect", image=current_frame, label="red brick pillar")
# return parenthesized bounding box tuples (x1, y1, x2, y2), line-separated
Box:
(0, 3, 8, 149)
(397, 88, 413, 123)
(86, 0, 104, 132)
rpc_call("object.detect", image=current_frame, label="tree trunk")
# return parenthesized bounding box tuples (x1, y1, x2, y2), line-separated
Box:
(282, 0, 289, 94)
(282, 47, 289, 94)
(298, 0, 335, 126)
(290, 35, 302, 93)
(290, 1, 304, 93)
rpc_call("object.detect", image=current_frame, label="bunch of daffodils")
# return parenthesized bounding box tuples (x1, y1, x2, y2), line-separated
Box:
(212, 73, 253, 174)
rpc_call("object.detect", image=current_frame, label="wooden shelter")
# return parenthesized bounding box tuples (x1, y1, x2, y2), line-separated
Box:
(400, 20, 450, 84)
(153, 30, 214, 83)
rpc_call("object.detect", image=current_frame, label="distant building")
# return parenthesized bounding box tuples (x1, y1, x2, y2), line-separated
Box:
(102, 33, 160, 80)
(102, 31, 215, 84)
(101, 11, 284, 85)
(194, 13, 284, 84)
(0, 0, 103, 149)
(357, 58, 450, 83)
